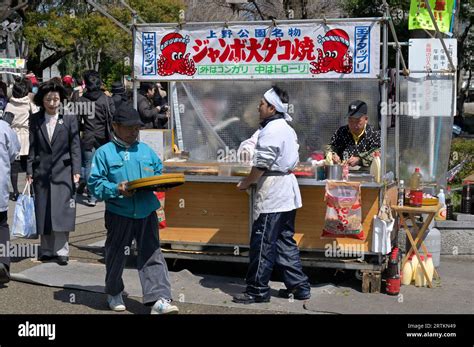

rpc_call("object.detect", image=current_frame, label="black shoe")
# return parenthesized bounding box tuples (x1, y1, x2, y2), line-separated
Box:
(232, 292, 270, 304)
(56, 256, 69, 266)
(37, 254, 55, 262)
(278, 288, 311, 300)
(76, 182, 86, 195)
(0, 263, 10, 284)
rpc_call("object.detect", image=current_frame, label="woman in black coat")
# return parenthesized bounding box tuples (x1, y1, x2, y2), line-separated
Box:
(26, 81, 81, 266)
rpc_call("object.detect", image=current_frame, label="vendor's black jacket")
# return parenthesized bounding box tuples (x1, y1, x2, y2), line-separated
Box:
(137, 92, 167, 129)
(328, 124, 380, 167)
(77, 90, 115, 151)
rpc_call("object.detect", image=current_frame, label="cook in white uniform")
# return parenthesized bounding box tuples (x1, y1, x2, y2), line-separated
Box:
(232, 86, 311, 304)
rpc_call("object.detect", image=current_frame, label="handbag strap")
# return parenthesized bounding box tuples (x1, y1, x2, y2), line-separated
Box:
(22, 181, 31, 196)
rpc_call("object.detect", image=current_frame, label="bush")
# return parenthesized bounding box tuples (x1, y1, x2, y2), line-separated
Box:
(449, 137, 474, 185)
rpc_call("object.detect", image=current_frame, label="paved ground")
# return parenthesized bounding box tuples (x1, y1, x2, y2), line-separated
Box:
(1, 174, 473, 315)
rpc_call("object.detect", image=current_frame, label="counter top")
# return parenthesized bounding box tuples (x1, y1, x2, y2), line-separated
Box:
(183, 175, 384, 188)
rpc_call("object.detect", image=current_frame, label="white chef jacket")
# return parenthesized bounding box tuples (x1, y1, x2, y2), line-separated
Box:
(252, 117, 302, 220)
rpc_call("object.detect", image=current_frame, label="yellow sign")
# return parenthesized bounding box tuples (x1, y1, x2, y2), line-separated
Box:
(408, 0, 454, 34)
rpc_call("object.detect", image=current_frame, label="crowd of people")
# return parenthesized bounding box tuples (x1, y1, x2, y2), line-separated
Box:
(0, 71, 178, 314)
(0, 74, 380, 313)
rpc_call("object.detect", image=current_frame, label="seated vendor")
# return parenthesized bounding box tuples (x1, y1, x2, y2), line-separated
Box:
(326, 100, 380, 168)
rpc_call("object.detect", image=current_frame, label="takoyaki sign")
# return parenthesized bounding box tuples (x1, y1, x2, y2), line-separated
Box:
(134, 22, 380, 81)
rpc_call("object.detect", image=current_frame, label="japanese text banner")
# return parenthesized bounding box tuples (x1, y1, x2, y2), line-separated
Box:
(134, 22, 380, 81)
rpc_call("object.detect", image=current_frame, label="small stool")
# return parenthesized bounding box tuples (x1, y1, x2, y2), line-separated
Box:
(392, 204, 441, 288)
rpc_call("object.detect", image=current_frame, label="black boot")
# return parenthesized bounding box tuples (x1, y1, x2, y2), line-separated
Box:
(232, 292, 270, 304)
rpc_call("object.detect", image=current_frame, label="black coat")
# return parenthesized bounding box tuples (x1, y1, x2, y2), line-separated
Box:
(137, 93, 167, 129)
(27, 110, 81, 234)
(78, 90, 115, 151)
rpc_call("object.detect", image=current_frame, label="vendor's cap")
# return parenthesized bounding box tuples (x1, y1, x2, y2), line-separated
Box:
(113, 104, 144, 126)
(346, 100, 368, 118)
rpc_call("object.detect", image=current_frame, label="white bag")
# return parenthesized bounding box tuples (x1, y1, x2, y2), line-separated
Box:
(372, 215, 394, 254)
(11, 182, 37, 239)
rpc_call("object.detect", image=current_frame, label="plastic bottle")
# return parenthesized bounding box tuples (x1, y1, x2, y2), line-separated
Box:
(461, 184, 472, 214)
(425, 253, 434, 284)
(401, 255, 414, 285)
(398, 180, 405, 206)
(435, 189, 447, 221)
(409, 168, 423, 207)
(446, 187, 454, 220)
(411, 254, 419, 282)
(370, 151, 381, 183)
(415, 255, 426, 287)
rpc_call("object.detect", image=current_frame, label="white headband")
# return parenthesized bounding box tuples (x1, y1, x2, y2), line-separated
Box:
(263, 88, 292, 122)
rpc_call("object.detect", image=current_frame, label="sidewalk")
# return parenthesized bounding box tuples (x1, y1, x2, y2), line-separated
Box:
(2, 173, 473, 314)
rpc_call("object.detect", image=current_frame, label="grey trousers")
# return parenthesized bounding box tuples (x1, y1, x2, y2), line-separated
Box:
(40, 232, 69, 257)
(104, 210, 171, 304)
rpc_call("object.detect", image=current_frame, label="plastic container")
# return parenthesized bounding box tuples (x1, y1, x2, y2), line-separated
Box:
(406, 227, 441, 267)
(409, 168, 423, 207)
(425, 253, 434, 284)
(401, 255, 414, 285)
(435, 189, 447, 221)
(370, 151, 381, 183)
(397, 180, 405, 206)
(411, 254, 419, 282)
(446, 187, 454, 220)
(461, 184, 472, 214)
(415, 255, 426, 287)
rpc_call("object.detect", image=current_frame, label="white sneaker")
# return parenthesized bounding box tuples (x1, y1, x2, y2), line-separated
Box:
(107, 293, 126, 312)
(151, 298, 179, 314)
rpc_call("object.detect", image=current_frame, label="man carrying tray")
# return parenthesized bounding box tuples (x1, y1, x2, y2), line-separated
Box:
(87, 104, 178, 314)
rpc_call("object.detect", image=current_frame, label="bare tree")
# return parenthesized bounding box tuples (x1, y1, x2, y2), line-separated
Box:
(183, 0, 344, 22)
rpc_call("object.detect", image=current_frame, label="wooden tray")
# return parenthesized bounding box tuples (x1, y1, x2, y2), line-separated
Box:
(127, 174, 185, 191)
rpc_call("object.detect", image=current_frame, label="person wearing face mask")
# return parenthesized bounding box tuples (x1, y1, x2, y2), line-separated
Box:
(87, 104, 178, 314)
(326, 100, 380, 168)
(27, 81, 81, 266)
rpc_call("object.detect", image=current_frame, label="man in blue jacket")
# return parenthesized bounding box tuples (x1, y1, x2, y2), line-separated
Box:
(88, 104, 178, 314)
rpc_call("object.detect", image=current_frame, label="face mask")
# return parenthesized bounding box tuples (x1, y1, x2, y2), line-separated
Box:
(32, 87, 38, 94)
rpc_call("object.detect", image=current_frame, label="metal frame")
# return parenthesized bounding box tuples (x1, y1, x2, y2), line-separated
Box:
(132, 18, 391, 268)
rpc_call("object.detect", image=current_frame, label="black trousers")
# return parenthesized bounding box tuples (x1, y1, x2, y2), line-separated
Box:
(0, 211, 10, 269)
(10, 155, 27, 195)
(245, 210, 310, 299)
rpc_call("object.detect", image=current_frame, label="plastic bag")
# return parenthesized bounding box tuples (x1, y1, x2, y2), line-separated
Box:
(11, 182, 37, 239)
(371, 216, 394, 254)
(322, 181, 364, 240)
(371, 193, 394, 254)
(154, 192, 167, 229)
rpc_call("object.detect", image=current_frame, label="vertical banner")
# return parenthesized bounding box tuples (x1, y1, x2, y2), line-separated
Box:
(408, 0, 455, 34)
(134, 21, 380, 80)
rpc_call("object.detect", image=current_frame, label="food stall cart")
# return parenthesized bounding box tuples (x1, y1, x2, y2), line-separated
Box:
(133, 17, 395, 292)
